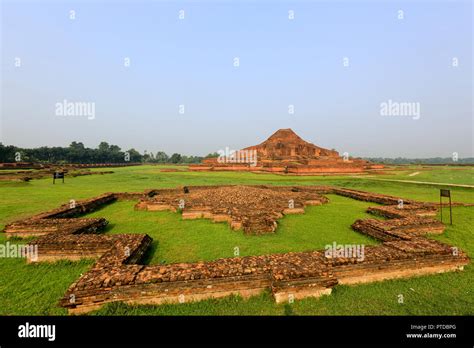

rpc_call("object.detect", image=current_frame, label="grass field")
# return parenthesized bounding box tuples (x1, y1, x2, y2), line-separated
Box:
(0, 165, 473, 315)
(360, 165, 474, 186)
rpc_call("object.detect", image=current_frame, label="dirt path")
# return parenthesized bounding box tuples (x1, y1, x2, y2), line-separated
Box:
(408, 172, 420, 177)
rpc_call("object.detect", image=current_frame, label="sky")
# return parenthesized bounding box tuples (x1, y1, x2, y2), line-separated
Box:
(1, 0, 472, 158)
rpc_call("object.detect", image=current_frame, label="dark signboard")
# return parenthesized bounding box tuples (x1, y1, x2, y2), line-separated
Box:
(440, 189, 451, 198)
(53, 172, 65, 184)
(440, 189, 452, 225)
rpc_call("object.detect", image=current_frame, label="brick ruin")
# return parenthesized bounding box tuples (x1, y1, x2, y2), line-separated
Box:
(0, 168, 115, 182)
(189, 129, 384, 175)
(0, 162, 139, 170)
(2, 186, 469, 314)
(135, 185, 329, 234)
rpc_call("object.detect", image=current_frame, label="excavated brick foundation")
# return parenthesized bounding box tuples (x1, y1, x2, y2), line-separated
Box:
(2, 185, 469, 314)
(135, 185, 329, 234)
(0, 168, 114, 182)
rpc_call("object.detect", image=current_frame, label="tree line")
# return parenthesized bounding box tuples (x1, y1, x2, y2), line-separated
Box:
(4, 142, 469, 165)
(0, 142, 217, 164)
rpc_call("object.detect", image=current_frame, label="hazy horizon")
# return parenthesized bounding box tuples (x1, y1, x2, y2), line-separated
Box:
(1, 128, 474, 160)
(1, 0, 472, 158)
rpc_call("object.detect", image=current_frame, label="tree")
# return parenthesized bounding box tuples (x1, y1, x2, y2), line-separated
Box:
(205, 152, 219, 158)
(98, 142, 110, 152)
(170, 153, 182, 163)
(0, 143, 18, 162)
(155, 151, 169, 163)
(68, 142, 87, 162)
(125, 148, 142, 162)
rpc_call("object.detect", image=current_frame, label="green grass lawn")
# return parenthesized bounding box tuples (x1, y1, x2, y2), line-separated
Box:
(360, 165, 474, 186)
(0, 256, 93, 315)
(0, 165, 472, 315)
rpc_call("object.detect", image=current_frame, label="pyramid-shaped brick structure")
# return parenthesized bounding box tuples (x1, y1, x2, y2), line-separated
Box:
(242, 128, 339, 160)
(190, 129, 383, 175)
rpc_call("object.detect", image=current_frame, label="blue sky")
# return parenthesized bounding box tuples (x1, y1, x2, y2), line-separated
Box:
(1, 0, 472, 157)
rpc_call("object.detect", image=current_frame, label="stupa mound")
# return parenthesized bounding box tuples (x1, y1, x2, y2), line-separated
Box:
(190, 129, 383, 175)
(243, 128, 339, 159)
